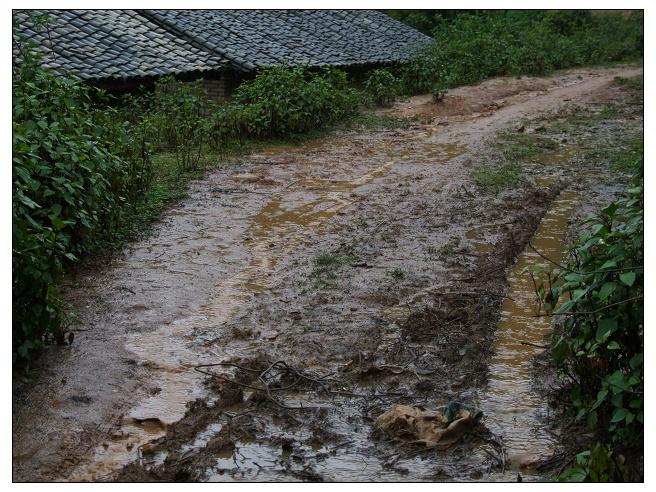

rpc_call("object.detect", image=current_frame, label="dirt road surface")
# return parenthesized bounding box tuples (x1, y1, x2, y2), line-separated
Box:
(13, 65, 642, 482)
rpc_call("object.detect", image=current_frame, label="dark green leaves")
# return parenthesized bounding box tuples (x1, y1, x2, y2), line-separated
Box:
(619, 271, 636, 286)
(13, 19, 153, 363)
(543, 171, 643, 481)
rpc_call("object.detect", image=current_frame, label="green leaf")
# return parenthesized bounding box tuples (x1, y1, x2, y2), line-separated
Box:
(591, 223, 607, 235)
(611, 408, 628, 423)
(600, 260, 617, 270)
(591, 389, 608, 410)
(598, 282, 617, 300)
(556, 299, 576, 314)
(595, 318, 617, 343)
(619, 271, 636, 287)
(629, 353, 643, 370)
(564, 272, 585, 283)
(607, 341, 620, 350)
(552, 337, 572, 365)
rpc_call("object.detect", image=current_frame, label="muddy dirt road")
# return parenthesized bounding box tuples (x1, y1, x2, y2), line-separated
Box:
(13, 66, 642, 482)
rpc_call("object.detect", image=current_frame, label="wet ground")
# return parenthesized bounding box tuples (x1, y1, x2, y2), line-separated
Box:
(12, 65, 643, 482)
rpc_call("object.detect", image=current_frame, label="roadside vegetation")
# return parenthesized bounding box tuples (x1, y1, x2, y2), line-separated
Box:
(492, 77, 643, 481)
(388, 10, 643, 95)
(12, 9, 644, 484)
(530, 160, 643, 481)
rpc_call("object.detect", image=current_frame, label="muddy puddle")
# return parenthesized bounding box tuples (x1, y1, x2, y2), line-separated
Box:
(481, 189, 579, 480)
(72, 134, 576, 483)
(397, 141, 467, 164)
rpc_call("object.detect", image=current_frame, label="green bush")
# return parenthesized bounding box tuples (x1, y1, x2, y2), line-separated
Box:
(398, 10, 643, 94)
(529, 158, 643, 480)
(151, 77, 211, 169)
(13, 37, 142, 361)
(363, 68, 401, 106)
(211, 66, 362, 140)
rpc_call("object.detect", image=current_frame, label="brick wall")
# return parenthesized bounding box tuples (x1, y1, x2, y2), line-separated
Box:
(202, 77, 228, 102)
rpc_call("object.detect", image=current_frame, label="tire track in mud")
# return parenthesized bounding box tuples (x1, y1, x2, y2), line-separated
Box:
(12, 66, 641, 482)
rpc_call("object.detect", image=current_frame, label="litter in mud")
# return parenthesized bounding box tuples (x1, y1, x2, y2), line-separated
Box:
(376, 402, 483, 449)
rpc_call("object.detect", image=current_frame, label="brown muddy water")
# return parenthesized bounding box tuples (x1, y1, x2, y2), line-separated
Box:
(83, 137, 557, 482)
(481, 189, 579, 480)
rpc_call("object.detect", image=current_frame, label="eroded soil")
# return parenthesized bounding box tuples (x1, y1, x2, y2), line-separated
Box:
(12, 66, 643, 482)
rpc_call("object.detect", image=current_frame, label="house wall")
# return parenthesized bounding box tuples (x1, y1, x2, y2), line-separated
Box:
(91, 64, 386, 103)
(200, 69, 250, 102)
(202, 77, 227, 101)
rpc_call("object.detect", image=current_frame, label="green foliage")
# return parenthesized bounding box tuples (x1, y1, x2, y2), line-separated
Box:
(13, 28, 145, 361)
(309, 252, 358, 289)
(613, 76, 643, 91)
(559, 443, 629, 482)
(497, 133, 560, 162)
(529, 156, 643, 480)
(383, 10, 465, 35)
(431, 82, 447, 103)
(151, 77, 212, 170)
(472, 164, 524, 193)
(363, 69, 401, 106)
(212, 66, 362, 141)
(397, 10, 643, 94)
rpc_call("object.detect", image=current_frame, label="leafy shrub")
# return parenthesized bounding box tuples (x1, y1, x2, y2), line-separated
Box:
(211, 66, 362, 141)
(151, 77, 211, 169)
(431, 82, 447, 103)
(529, 159, 643, 480)
(363, 68, 401, 106)
(13, 38, 139, 361)
(397, 10, 643, 95)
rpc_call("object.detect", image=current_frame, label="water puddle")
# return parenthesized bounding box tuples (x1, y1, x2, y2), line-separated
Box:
(466, 228, 492, 254)
(533, 144, 579, 166)
(481, 189, 579, 480)
(397, 142, 467, 164)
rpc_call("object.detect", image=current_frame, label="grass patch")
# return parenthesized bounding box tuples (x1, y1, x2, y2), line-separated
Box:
(497, 132, 560, 161)
(610, 138, 644, 174)
(613, 75, 644, 91)
(309, 252, 359, 289)
(472, 163, 524, 193)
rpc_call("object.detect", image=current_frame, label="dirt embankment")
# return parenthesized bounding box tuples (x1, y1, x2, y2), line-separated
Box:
(12, 65, 642, 482)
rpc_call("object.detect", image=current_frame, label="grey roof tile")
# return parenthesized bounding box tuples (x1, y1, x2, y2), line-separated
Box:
(13, 9, 228, 80)
(14, 9, 431, 81)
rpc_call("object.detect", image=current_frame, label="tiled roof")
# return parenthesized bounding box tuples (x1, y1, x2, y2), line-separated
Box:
(142, 10, 432, 71)
(12, 10, 228, 80)
(13, 10, 432, 81)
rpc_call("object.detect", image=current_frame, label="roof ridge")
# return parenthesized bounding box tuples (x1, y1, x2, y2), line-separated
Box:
(138, 9, 252, 72)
